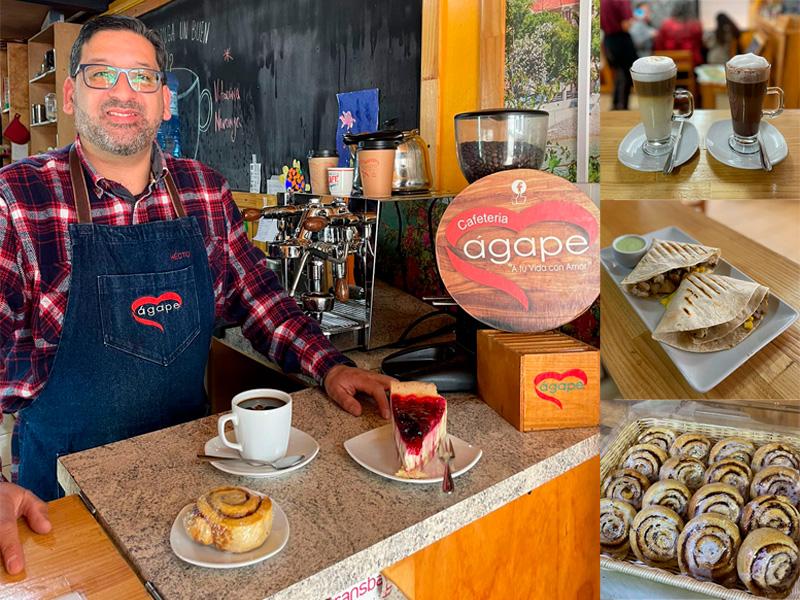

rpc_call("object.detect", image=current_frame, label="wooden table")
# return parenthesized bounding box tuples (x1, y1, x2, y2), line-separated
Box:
(600, 109, 800, 201)
(0, 495, 148, 600)
(601, 201, 800, 400)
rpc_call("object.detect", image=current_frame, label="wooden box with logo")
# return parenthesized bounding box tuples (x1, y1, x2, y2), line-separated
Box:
(477, 330, 599, 432)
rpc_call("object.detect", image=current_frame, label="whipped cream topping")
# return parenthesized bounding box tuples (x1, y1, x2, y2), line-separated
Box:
(631, 56, 677, 82)
(726, 53, 770, 83)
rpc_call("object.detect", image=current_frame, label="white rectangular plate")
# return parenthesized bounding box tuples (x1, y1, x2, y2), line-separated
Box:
(601, 226, 798, 393)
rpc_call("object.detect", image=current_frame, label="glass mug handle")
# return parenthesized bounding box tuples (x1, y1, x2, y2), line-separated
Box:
(763, 86, 784, 119)
(672, 89, 694, 120)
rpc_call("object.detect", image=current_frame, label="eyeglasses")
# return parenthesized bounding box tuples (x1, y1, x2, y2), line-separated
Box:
(74, 64, 164, 93)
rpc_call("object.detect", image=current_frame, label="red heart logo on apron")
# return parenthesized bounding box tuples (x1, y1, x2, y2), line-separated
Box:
(445, 202, 598, 310)
(533, 368, 588, 409)
(131, 292, 183, 332)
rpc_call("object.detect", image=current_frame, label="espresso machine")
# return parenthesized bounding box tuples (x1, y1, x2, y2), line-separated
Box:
(243, 193, 378, 350)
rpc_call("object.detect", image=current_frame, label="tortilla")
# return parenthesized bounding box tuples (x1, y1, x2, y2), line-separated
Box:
(622, 239, 721, 286)
(653, 273, 769, 352)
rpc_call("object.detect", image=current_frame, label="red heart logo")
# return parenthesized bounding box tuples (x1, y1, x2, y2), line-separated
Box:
(533, 368, 588, 409)
(445, 202, 598, 310)
(131, 292, 183, 332)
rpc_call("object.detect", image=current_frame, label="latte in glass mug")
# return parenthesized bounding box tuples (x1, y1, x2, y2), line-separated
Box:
(630, 56, 694, 156)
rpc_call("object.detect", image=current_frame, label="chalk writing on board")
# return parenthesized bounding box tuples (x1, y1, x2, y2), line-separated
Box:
(172, 66, 213, 159)
(213, 79, 243, 143)
(157, 20, 210, 45)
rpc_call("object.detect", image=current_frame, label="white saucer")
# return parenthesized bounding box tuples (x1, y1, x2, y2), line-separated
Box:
(170, 491, 289, 568)
(204, 427, 319, 478)
(344, 424, 482, 484)
(706, 119, 788, 169)
(617, 121, 699, 172)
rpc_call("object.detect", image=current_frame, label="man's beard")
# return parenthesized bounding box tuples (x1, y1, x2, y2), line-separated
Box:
(74, 99, 161, 156)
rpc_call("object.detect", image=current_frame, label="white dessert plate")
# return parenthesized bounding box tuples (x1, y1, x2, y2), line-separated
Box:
(601, 225, 798, 393)
(617, 121, 699, 172)
(170, 491, 289, 568)
(204, 427, 319, 478)
(344, 424, 482, 484)
(706, 119, 788, 169)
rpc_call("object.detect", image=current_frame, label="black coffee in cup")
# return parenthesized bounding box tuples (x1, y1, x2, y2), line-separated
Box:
(239, 397, 287, 411)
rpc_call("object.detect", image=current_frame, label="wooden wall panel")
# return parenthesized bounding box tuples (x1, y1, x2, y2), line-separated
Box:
(384, 456, 600, 600)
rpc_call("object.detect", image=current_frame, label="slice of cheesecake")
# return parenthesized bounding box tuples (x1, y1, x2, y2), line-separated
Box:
(390, 381, 448, 478)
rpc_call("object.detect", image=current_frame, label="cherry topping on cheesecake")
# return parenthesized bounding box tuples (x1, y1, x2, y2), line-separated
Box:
(392, 394, 447, 455)
(390, 381, 448, 478)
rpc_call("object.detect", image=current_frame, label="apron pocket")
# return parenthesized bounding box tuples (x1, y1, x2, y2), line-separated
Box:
(99, 266, 201, 366)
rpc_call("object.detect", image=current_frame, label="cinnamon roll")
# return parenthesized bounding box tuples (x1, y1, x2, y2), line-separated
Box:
(752, 442, 800, 472)
(703, 458, 753, 500)
(642, 479, 691, 520)
(183, 486, 273, 553)
(737, 528, 800, 599)
(621, 443, 669, 483)
(677, 513, 741, 585)
(603, 468, 651, 510)
(629, 505, 684, 568)
(742, 495, 800, 544)
(750, 466, 800, 506)
(600, 498, 637, 558)
(688, 483, 745, 523)
(636, 427, 678, 453)
(670, 433, 712, 464)
(660, 455, 706, 492)
(708, 436, 756, 466)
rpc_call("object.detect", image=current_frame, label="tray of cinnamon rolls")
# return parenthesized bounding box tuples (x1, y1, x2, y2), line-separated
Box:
(600, 417, 800, 599)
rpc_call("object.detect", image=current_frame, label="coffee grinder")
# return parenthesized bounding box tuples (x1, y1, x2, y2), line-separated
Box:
(381, 109, 550, 392)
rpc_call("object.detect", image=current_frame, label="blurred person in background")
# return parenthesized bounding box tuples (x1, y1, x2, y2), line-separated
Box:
(704, 13, 742, 64)
(601, 0, 638, 109)
(654, 1, 704, 66)
(629, 2, 657, 56)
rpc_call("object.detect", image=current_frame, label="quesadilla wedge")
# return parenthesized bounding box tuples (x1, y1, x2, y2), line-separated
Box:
(622, 239, 721, 298)
(653, 273, 769, 352)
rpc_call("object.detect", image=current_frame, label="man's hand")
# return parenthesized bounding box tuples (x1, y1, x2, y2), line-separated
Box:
(323, 364, 396, 419)
(0, 482, 51, 575)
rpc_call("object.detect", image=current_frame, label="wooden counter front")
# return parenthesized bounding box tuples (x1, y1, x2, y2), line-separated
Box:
(384, 456, 600, 600)
(0, 495, 148, 600)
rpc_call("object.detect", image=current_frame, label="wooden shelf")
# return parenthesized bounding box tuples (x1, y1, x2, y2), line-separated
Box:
(27, 22, 80, 155)
(29, 68, 56, 84)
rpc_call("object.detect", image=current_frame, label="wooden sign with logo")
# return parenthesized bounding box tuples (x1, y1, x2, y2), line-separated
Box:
(476, 330, 599, 432)
(436, 169, 599, 332)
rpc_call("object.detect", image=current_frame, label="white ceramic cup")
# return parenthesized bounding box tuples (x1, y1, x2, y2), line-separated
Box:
(217, 389, 292, 461)
(328, 167, 354, 196)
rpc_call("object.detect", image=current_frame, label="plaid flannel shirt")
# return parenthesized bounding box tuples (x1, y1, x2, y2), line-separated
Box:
(0, 138, 352, 482)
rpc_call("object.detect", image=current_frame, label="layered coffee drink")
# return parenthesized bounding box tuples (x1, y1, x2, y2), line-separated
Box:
(725, 53, 783, 154)
(630, 56, 693, 156)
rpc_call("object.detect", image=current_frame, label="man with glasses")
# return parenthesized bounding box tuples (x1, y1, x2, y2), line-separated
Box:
(0, 16, 393, 574)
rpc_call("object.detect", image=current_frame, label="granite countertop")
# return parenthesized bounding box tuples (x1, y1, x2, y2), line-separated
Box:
(58, 388, 598, 600)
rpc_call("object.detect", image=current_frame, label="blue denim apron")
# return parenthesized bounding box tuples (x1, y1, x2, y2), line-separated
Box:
(14, 145, 214, 501)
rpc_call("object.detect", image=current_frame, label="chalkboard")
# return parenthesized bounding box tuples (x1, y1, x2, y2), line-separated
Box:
(141, 0, 422, 190)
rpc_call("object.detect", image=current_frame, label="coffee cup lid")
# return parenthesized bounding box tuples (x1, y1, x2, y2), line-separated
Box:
(357, 139, 399, 150)
(308, 149, 338, 158)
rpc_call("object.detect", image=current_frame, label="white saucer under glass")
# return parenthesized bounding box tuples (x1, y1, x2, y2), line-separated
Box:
(618, 121, 699, 172)
(706, 119, 788, 169)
